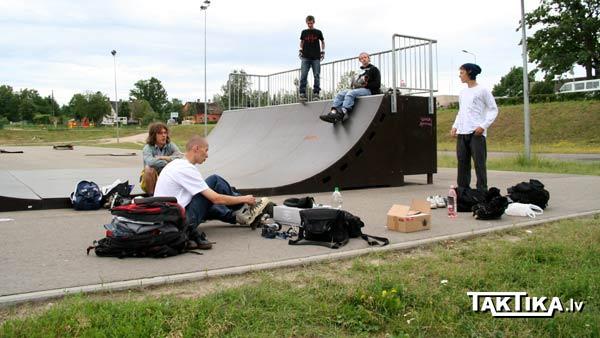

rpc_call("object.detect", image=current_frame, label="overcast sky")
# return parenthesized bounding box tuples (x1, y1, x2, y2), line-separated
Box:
(1, 0, 578, 105)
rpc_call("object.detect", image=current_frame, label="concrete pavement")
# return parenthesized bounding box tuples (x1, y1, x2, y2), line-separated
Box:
(1, 167, 599, 306)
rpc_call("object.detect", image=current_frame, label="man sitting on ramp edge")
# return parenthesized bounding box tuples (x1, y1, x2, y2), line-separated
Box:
(320, 52, 381, 123)
(154, 135, 270, 249)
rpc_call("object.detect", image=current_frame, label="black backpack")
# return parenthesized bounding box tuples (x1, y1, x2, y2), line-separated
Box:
(71, 180, 103, 210)
(456, 187, 486, 212)
(88, 230, 189, 258)
(289, 208, 389, 249)
(87, 197, 196, 258)
(507, 179, 550, 209)
(472, 187, 509, 220)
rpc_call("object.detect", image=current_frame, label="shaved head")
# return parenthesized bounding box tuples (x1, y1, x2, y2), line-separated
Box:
(186, 135, 208, 151)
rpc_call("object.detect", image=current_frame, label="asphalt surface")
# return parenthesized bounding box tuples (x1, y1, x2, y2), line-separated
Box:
(1, 166, 599, 306)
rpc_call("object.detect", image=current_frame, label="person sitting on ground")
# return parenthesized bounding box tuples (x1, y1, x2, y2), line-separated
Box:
(140, 122, 183, 195)
(320, 52, 381, 123)
(153, 135, 271, 249)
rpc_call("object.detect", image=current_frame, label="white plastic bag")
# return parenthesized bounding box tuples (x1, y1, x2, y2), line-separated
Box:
(504, 203, 544, 218)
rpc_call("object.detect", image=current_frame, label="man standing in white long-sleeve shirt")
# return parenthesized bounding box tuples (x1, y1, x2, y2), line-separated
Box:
(450, 63, 498, 192)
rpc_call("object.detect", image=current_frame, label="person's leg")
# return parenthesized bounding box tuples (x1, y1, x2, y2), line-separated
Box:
(471, 134, 488, 192)
(141, 166, 158, 195)
(311, 59, 321, 95)
(184, 193, 213, 249)
(185, 193, 213, 227)
(299, 59, 310, 96)
(456, 134, 472, 189)
(342, 88, 371, 111)
(203, 174, 240, 224)
(332, 90, 348, 108)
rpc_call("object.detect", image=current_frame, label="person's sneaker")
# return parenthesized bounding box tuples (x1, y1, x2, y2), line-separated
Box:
(319, 110, 339, 123)
(299, 93, 308, 102)
(234, 197, 271, 225)
(312, 93, 320, 101)
(426, 196, 438, 209)
(434, 195, 447, 208)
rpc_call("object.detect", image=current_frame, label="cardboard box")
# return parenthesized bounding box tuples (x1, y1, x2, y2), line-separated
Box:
(273, 205, 303, 226)
(386, 200, 431, 232)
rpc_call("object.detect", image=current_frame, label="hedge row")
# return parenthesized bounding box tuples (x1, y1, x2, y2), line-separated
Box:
(495, 91, 600, 106)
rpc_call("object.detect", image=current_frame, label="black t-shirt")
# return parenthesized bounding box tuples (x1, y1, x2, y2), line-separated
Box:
(300, 29, 324, 60)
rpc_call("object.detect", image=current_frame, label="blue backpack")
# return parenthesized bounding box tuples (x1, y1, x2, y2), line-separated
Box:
(71, 180, 103, 210)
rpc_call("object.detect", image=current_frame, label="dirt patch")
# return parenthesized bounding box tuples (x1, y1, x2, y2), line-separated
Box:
(100, 132, 147, 144)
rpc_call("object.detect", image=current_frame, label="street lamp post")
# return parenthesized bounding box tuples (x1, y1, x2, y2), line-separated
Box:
(200, 0, 210, 136)
(111, 49, 120, 144)
(461, 49, 477, 64)
(521, 0, 531, 160)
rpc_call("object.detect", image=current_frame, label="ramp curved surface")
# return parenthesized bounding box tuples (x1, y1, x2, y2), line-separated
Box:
(202, 94, 436, 195)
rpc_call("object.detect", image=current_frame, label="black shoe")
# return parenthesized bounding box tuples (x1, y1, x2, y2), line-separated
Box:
(320, 110, 347, 124)
(312, 93, 320, 101)
(189, 230, 214, 250)
(299, 94, 308, 102)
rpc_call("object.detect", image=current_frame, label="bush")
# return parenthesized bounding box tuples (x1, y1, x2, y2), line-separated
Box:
(0, 116, 8, 129)
(495, 91, 600, 106)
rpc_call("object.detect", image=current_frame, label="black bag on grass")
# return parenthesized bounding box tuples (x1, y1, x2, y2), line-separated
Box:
(289, 208, 389, 249)
(507, 179, 550, 209)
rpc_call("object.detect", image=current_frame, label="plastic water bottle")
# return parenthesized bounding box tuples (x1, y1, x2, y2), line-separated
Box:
(332, 187, 343, 209)
(447, 185, 458, 218)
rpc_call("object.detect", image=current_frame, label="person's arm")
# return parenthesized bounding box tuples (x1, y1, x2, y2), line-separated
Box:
(320, 31, 325, 60)
(166, 142, 183, 161)
(481, 89, 499, 130)
(143, 144, 167, 168)
(201, 188, 256, 206)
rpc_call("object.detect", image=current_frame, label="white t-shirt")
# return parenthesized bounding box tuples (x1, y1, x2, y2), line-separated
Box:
(154, 158, 209, 208)
(452, 85, 498, 137)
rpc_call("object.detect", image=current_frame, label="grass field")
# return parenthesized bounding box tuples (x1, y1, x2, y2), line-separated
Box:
(438, 154, 600, 176)
(0, 124, 215, 147)
(1, 216, 598, 337)
(437, 100, 600, 153)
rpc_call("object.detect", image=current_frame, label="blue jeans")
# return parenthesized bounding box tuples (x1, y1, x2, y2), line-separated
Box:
(332, 88, 372, 111)
(185, 174, 243, 226)
(299, 58, 321, 95)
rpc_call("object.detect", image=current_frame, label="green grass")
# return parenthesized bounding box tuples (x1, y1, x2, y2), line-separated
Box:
(438, 154, 600, 176)
(437, 100, 600, 153)
(0, 124, 216, 148)
(2, 216, 599, 337)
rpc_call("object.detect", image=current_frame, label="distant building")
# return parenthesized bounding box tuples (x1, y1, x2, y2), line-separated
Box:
(182, 100, 223, 124)
(435, 95, 459, 108)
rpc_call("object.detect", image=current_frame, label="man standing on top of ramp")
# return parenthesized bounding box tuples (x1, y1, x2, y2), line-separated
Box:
(320, 52, 381, 123)
(298, 15, 325, 102)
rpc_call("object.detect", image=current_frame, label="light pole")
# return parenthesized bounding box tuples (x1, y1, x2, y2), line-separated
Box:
(111, 49, 120, 143)
(200, 0, 210, 136)
(520, 0, 531, 160)
(461, 49, 477, 64)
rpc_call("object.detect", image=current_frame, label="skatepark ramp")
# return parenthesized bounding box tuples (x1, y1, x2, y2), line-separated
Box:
(201, 93, 436, 196)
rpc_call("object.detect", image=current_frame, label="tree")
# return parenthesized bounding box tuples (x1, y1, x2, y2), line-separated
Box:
(524, 0, 600, 79)
(530, 80, 556, 94)
(130, 99, 155, 124)
(16, 89, 43, 122)
(337, 71, 357, 91)
(68, 92, 111, 123)
(118, 100, 130, 119)
(214, 70, 252, 110)
(166, 98, 183, 115)
(0, 85, 18, 122)
(129, 77, 169, 117)
(492, 66, 535, 97)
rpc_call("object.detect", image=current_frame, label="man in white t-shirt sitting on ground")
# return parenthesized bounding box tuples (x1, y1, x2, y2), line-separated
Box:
(154, 135, 270, 249)
(451, 63, 498, 192)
